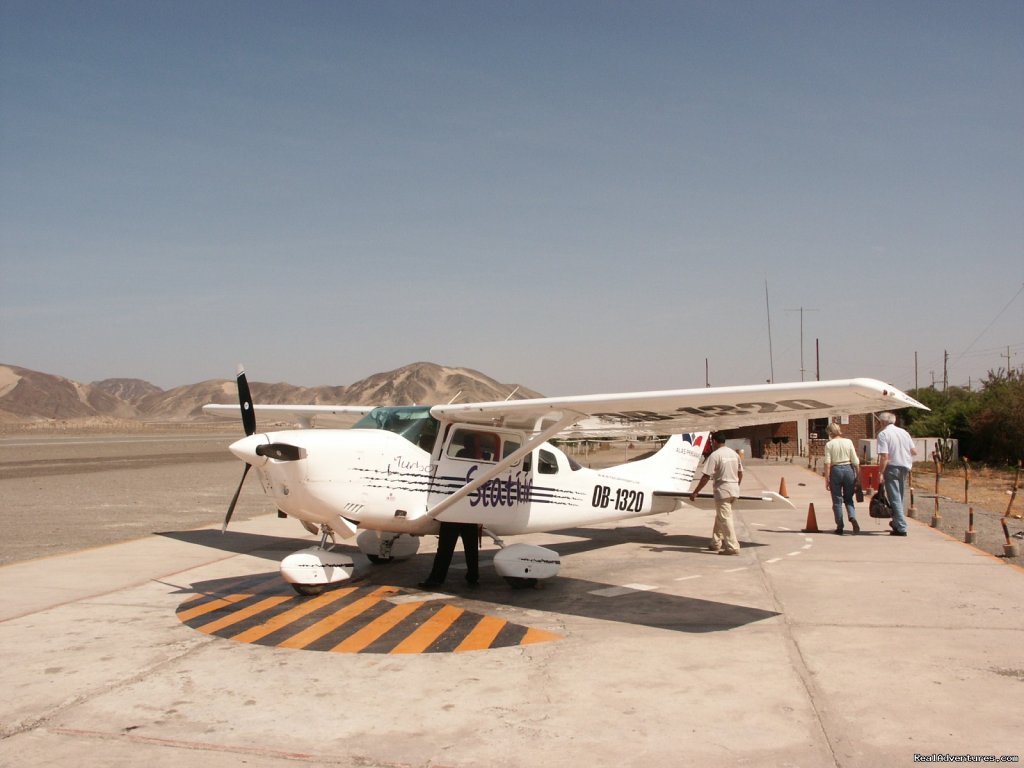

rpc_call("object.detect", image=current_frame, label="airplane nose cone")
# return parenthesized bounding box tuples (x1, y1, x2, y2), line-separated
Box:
(229, 434, 268, 465)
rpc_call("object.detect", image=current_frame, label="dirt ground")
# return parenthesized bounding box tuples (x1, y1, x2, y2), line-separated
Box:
(0, 427, 272, 566)
(913, 463, 1021, 518)
(908, 463, 1024, 564)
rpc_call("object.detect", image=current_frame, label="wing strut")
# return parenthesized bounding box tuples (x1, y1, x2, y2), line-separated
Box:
(419, 410, 582, 525)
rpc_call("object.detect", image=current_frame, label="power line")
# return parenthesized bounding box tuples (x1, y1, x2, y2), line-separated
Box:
(952, 282, 1024, 368)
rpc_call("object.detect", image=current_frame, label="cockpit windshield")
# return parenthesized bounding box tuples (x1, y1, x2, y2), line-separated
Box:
(353, 406, 439, 451)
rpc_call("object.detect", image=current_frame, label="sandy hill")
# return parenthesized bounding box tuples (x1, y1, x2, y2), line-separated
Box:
(0, 362, 541, 424)
(92, 378, 164, 403)
(0, 365, 134, 421)
(342, 362, 540, 406)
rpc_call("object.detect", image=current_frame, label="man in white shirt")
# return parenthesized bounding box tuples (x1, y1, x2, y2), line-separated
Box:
(876, 412, 917, 536)
(689, 432, 743, 555)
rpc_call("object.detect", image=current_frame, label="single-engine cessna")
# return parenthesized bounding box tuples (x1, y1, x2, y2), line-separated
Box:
(205, 367, 925, 594)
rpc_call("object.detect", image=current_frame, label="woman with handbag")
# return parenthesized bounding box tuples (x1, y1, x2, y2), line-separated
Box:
(824, 422, 861, 534)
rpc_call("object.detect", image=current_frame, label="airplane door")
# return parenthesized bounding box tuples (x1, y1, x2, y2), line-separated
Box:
(427, 425, 527, 515)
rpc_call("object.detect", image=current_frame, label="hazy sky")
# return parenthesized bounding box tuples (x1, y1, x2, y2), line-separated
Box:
(2, 1, 1021, 396)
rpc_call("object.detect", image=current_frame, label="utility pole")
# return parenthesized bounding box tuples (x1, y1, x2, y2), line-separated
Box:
(943, 350, 949, 391)
(786, 306, 819, 381)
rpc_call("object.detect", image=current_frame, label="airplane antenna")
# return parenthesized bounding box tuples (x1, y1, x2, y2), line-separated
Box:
(504, 386, 521, 401)
(786, 306, 819, 381)
(447, 391, 463, 405)
(765, 279, 775, 383)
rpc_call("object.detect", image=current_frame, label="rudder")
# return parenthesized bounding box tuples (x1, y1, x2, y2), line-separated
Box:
(603, 432, 709, 492)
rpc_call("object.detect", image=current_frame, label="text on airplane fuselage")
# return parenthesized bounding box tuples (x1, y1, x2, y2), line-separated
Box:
(389, 456, 433, 475)
(464, 465, 534, 508)
(592, 484, 644, 512)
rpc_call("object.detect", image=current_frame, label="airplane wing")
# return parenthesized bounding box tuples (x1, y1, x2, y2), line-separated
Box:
(202, 404, 373, 429)
(431, 378, 926, 437)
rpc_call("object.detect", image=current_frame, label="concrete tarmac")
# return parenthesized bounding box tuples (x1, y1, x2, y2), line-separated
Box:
(1, 458, 1021, 767)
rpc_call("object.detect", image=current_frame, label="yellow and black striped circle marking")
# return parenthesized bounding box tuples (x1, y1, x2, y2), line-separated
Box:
(176, 574, 561, 654)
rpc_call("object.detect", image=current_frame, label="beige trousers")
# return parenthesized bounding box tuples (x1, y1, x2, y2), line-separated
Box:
(710, 496, 739, 552)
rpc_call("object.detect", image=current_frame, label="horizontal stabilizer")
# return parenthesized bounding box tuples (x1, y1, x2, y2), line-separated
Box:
(655, 490, 795, 512)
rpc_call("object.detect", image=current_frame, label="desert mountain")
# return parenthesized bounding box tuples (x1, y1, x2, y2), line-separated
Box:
(341, 363, 537, 406)
(0, 365, 135, 421)
(0, 363, 541, 424)
(92, 378, 163, 403)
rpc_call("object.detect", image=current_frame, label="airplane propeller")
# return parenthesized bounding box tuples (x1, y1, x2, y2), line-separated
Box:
(223, 462, 251, 533)
(223, 365, 255, 533)
(237, 364, 256, 438)
(221, 366, 307, 533)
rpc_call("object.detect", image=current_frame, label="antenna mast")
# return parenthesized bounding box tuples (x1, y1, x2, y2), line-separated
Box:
(786, 306, 819, 382)
(765, 279, 775, 383)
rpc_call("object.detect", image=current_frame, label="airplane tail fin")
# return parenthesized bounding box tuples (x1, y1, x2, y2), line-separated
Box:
(604, 432, 709, 492)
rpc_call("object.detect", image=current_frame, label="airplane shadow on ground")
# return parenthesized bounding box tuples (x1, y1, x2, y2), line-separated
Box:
(158, 522, 768, 564)
(550, 524, 769, 556)
(162, 524, 779, 635)
(157, 529, 317, 561)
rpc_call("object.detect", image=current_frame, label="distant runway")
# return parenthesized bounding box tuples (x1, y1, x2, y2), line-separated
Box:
(0, 432, 268, 566)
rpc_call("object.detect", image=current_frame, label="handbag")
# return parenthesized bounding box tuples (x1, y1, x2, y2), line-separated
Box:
(869, 484, 892, 518)
(854, 477, 865, 503)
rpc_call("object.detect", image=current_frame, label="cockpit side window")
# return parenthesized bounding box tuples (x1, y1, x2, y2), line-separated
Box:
(537, 449, 559, 475)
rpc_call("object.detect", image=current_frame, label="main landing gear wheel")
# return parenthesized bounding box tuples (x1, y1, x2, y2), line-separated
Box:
(292, 583, 326, 596)
(503, 576, 538, 589)
(357, 531, 420, 563)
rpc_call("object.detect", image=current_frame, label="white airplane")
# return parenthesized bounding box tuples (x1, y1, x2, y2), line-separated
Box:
(204, 367, 926, 594)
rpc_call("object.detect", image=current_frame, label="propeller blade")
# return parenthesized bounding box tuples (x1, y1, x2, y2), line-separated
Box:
(223, 462, 251, 533)
(255, 442, 306, 462)
(236, 364, 256, 437)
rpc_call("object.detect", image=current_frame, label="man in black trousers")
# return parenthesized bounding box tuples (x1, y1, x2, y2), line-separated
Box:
(419, 521, 480, 589)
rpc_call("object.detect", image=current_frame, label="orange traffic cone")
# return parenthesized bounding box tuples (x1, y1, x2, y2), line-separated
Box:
(779, 477, 789, 498)
(802, 502, 820, 533)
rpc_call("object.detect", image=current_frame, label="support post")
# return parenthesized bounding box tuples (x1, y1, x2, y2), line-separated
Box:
(1000, 461, 1021, 558)
(930, 452, 942, 528)
(963, 459, 975, 544)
